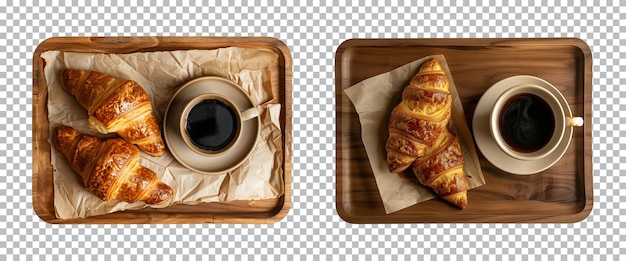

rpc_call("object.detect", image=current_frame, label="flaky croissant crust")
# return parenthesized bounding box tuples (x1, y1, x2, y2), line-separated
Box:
(411, 130, 468, 209)
(385, 58, 453, 173)
(412, 132, 465, 188)
(55, 125, 173, 204)
(61, 69, 165, 157)
(385, 58, 469, 209)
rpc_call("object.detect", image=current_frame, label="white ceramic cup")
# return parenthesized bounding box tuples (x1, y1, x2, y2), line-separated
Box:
(490, 84, 583, 161)
(180, 93, 259, 156)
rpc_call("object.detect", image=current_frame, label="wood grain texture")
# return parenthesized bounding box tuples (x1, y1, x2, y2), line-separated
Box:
(32, 36, 292, 224)
(335, 38, 593, 223)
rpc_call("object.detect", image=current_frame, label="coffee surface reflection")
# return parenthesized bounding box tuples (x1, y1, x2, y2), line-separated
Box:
(499, 93, 555, 153)
(185, 99, 238, 151)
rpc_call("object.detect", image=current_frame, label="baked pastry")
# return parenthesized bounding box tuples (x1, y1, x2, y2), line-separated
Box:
(55, 125, 173, 204)
(60, 69, 165, 157)
(385, 58, 469, 209)
(385, 58, 452, 173)
(411, 124, 468, 209)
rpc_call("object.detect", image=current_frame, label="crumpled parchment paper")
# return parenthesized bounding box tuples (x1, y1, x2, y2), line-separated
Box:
(42, 47, 284, 219)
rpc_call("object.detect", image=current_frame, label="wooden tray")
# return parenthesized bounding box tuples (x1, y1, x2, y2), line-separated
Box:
(32, 37, 292, 224)
(335, 38, 593, 223)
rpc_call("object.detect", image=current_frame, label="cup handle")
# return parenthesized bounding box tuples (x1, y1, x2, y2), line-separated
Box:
(566, 116, 584, 127)
(240, 107, 259, 121)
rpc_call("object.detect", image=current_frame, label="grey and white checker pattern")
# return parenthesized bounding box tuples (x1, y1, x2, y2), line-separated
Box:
(1, 1, 624, 259)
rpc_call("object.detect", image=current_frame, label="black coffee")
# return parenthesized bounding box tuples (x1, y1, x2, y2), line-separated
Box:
(499, 93, 555, 153)
(186, 99, 238, 151)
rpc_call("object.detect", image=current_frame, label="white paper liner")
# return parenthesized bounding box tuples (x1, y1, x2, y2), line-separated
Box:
(41, 47, 285, 219)
(344, 54, 486, 214)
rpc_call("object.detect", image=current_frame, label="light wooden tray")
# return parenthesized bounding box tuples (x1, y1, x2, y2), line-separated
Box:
(32, 37, 292, 224)
(335, 38, 593, 223)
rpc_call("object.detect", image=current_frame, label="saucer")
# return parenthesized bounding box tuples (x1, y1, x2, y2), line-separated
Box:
(472, 75, 573, 175)
(163, 76, 260, 175)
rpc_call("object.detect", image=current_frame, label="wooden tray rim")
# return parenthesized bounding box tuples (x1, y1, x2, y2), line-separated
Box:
(335, 37, 593, 224)
(32, 36, 293, 224)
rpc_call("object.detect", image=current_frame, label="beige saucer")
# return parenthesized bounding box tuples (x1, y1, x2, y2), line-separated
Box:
(163, 76, 260, 175)
(472, 75, 573, 175)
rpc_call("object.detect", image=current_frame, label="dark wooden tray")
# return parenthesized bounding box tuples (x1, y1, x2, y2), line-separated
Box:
(335, 38, 593, 223)
(32, 36, 292, 224)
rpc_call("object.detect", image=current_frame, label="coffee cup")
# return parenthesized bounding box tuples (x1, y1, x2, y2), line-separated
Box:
(490, 84, 583, 161)
(180, 93, 259, 156)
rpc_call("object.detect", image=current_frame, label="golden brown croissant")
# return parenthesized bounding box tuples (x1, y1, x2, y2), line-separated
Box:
(385, 58, 452, 173)
(60, 69, 165, 157)
(55, 125, 173, 204)
(411, 125, 468, 209)
(385, 58, 469, 209)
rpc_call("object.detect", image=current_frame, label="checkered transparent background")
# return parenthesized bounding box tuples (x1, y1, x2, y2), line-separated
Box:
(0, 0, 624, 259)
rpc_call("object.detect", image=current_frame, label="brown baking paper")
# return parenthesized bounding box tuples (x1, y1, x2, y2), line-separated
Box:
(344, 55, 485, 214)
(41, 47, 284, 219)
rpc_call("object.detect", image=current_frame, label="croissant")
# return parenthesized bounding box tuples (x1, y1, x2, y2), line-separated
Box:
(385, 58, 469, 209)
(55, 125, 173, 204)
(411, 125, 468, 209)
(385, 58, 452, 173)
(60, 69, 165, 157)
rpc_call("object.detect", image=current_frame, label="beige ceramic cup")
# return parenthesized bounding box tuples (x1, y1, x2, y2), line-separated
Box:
(180, 93, 259, 156)
(490, 84, 583, 161)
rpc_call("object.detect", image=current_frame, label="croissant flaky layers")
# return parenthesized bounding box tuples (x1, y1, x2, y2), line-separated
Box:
(385, 59, 453, 173)
(61, 69, 165, 157)
(385, 58, 469, 209)
(55, 125, 173, 204)
(411, 125, 468, 209)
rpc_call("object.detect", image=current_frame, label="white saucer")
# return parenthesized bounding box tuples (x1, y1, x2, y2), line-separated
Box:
(472, 75, 573, 175)
(163, 77, 260, 175)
